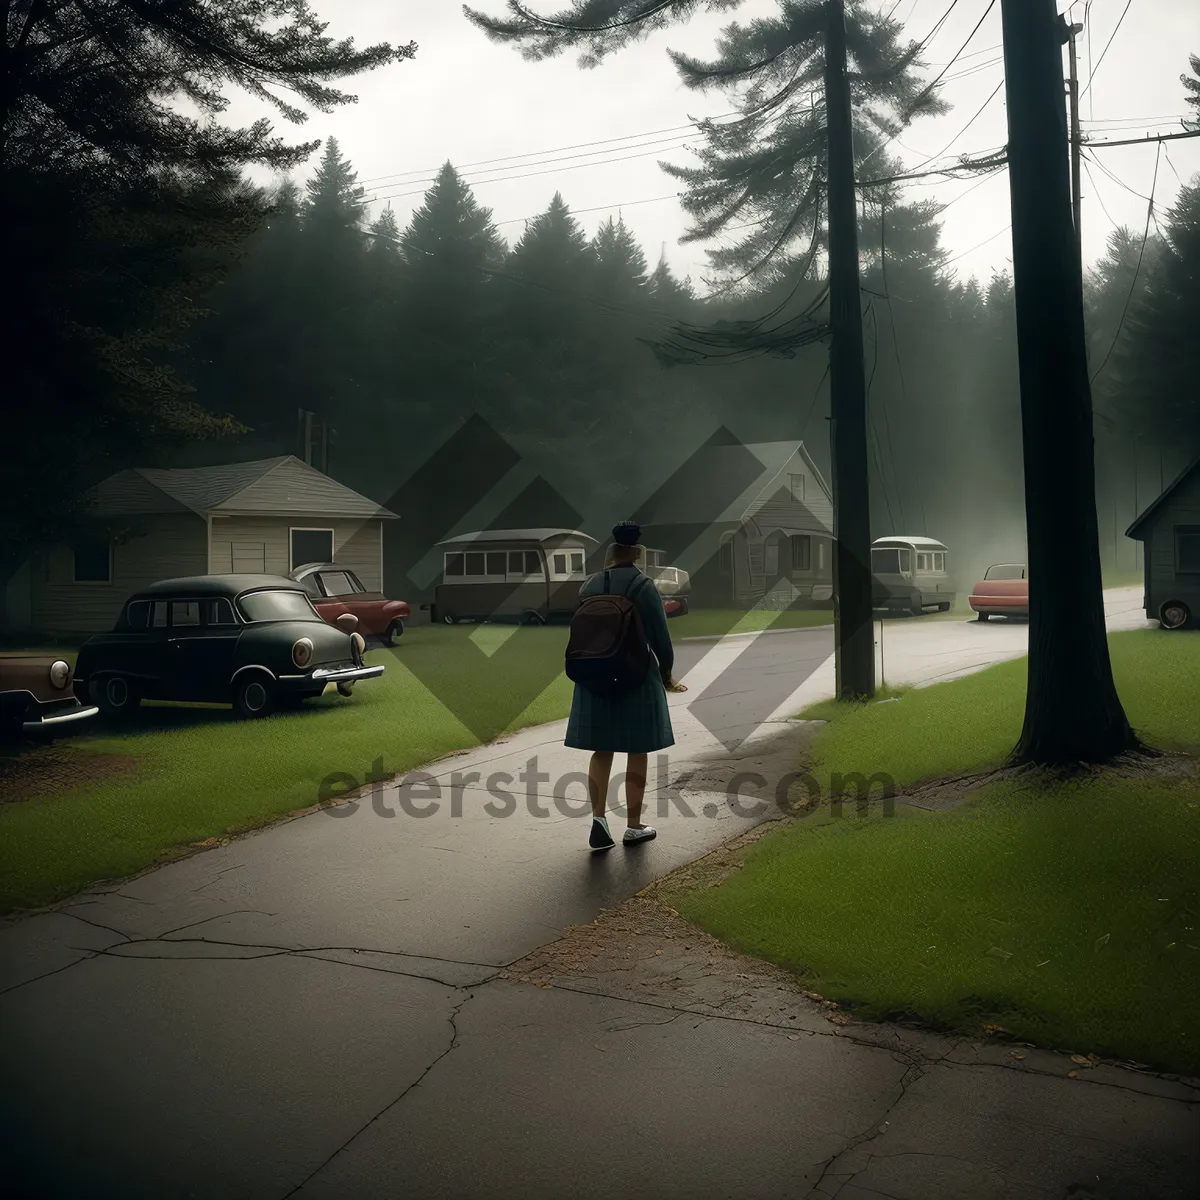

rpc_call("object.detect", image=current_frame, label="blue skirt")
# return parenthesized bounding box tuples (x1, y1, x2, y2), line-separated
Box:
(564, 666, 675, 754)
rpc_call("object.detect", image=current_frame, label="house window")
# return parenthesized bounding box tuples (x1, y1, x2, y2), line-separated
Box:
(718, 535, 734, 576)
(232, 542, 267, 573)
(1176, 526, 1200, 574)
(169, 600, 201, 627)
(72, 537, 112, 583)
(818, 541, 825, 569)
(290, 528, 334, 571)
(789, 535, 812, 571)
(789, 474, 806, 502)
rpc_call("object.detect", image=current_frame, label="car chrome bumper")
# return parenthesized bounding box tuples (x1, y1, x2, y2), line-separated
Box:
(23, 703, 100, 731)
(310, 664, 385, 684)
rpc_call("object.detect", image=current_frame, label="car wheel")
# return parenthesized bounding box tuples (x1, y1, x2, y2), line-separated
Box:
(443, 613, 457, 625)
(336, 681, 355, 697)
(381, 619, 404, 647)
(977, 612, 990, 622)
(234, 673, 277, 719)
(96, 675, 141, 716)
(910, 601, 924, 618)
(937, 602, 951, 613)
(1160, 600, 1191, 630)
(522, 610, 545, 626)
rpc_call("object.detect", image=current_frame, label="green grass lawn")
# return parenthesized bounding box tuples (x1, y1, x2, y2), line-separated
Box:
(665, 628, 1200, 1073)
(670, 607, 834, 638)
(0, 624, 574, 914)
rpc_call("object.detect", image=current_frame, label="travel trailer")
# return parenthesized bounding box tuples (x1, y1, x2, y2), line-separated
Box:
(870, 536, 956, 616)
(429, 529, 598, 624)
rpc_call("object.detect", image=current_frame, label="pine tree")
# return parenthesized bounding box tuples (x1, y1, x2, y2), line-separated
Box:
(467, 1, 946, 288)
(401, 162, 507, 278)
(303, 138, 368, 233)
(647, 254, 695, 312)
(1, 1, 416, 580)
(591, 216, 649, 305)
(1183, 53, 1200, 131)
(511, 192, 593, 281)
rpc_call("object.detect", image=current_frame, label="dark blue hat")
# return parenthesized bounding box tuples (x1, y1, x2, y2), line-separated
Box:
(611, 521, 641, 546)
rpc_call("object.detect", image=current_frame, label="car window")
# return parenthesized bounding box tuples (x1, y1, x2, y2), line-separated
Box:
(297, 573, 322, 598)
(125, 600, 151, 630)
(318, 571, 356, 597)
(872, 549, 901, 574)
(525, 551, 542, 576)
(236, 589, 321, 623)
(203, 598, 238, 626)
(151, 601, 168, 628)
(170, 600, 201, 627)
(345, 571, 366, 593)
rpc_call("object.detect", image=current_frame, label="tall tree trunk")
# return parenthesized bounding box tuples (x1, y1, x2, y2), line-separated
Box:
(1000, 0, 1136, 764)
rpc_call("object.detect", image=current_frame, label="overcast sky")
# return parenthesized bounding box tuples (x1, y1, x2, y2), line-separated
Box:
(235, 0, 1199, 291)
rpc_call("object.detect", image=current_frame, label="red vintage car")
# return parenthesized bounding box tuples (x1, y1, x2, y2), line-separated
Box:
(290, 563, 409, 645)
(969, 564, 1028, 621)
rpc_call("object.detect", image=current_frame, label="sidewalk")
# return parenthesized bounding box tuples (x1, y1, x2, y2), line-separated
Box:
(2, 587, 1187, 1199)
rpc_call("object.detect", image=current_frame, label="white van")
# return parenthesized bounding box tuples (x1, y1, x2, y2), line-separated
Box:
(870, 536, 956, 616)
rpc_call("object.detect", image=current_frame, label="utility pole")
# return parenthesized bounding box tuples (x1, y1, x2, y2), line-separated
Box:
(1000, 0, 1133, 762)
(823, 0, 875, 701)
(1064, 17, 1084, 267)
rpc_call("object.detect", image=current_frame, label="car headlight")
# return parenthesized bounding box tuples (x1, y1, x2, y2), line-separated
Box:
(49, 660, 70, 689)
(292, 638, 314, 668)
(351, 632, 366, 664)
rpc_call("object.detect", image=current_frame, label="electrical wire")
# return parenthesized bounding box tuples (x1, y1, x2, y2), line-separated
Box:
(368, 139, 701, 204)
(493, 191, 681, 227)
(941, 222, 1011, 266)
(358, 114, 740, 186)
(1079, 0, 1131, 102)
(1089, 142, 1161, 385)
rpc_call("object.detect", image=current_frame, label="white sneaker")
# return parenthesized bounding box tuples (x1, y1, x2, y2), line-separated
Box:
(623, 825, 657, 845)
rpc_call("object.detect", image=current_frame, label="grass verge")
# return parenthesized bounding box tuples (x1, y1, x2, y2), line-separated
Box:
(665, 628, 1200, 1073)
(0, 624, 573, 914)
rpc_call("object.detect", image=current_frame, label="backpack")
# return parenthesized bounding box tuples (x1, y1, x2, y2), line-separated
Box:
(565, 569, 653, 696)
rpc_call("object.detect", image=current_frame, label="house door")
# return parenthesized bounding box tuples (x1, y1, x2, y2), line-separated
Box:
(764, 531, 789, 588)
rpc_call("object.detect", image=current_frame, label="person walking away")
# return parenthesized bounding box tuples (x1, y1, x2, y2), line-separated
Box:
(564, 521, 686, 851)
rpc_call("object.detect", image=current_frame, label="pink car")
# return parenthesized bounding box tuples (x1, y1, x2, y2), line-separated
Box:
(969, 564, 1028, 621)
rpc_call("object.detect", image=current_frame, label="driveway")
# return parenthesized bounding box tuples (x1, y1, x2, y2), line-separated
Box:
(2, 586, 1190, 1199)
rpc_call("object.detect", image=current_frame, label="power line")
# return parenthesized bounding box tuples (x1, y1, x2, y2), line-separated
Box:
(1080, 157, 1122, 230)
(1079, 0, 1132, 102)
(369, 139, 700, 204)
(494, 191, 681, 228)
(1089, 142, 1161, 385)
(941, 223, 1011, 266)
(1080, 128, 1200, 149)
(357, 112, 740, 186)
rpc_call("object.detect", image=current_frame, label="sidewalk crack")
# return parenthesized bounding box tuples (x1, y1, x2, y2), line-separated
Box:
(280, 990, 476, 1198)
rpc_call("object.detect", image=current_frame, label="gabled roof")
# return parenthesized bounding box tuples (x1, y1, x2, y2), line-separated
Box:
(1126, 455, 1200, 540)
(87, 456, 398, 520)
(640, 440, 833, 532)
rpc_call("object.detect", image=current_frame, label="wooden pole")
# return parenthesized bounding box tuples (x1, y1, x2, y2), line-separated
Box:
(1001, 0, 1133, 762)
(1067, 20, 1084, 268)
(824, 0, 874, 701)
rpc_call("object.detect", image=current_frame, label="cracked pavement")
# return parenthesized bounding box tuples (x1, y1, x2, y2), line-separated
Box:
(3, 590, 1192, 1199)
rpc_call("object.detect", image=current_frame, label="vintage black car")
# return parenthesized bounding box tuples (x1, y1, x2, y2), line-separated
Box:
(73, 575, 384, 719)
(0, 653, 98, 736)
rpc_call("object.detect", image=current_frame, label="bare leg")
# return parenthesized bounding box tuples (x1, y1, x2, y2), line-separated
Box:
(588, 751, 614, 819)
(625, 753, 648, 828)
